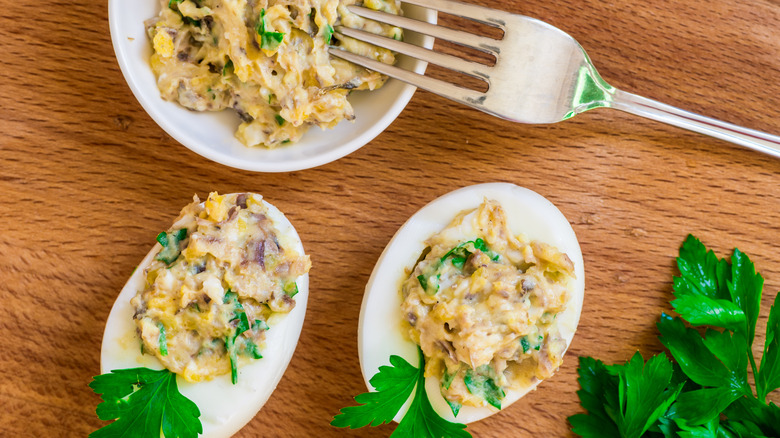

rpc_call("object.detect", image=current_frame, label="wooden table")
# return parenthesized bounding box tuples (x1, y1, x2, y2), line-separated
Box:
(1, 0, 778, 436)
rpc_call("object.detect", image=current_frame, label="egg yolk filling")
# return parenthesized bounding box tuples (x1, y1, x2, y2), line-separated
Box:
(131, 192, 311, 383)
(145, 0, 403, 148)
(400, 200, 575, 413)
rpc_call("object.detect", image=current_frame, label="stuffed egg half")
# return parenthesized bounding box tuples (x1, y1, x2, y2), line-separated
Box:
(358, 183, 585, 424)
(100, 193, 310, 437)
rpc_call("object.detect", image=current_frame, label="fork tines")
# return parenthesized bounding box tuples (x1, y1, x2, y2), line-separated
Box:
(328, 0, 507, 105)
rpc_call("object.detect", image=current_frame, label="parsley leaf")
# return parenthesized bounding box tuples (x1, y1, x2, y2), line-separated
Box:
(89, 367, 202, 438)
(723, 396, 780, 436)
(568, 356, 621, 438)
(670, 386, 744, 426)
(569, 352, 682, 438)
(257, 9, 284, 50)
(570, 235, 780, 437)
(676, 234, 723, 299)
(331, 354, 418, 428)
(757, 293, 780, 401)
(672, 235, 745, 331)
(657, 314, 743, 390)
(332, 348, 470, 437)
(391, 349, 470, 438)
(615, 352, 683, 438)
(728, 248, 763, 346)
(719, 419, 770, 438)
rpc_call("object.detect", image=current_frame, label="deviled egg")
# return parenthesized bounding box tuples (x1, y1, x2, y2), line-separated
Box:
(100, 192, 310, 437)
(358, 183, 585, 424)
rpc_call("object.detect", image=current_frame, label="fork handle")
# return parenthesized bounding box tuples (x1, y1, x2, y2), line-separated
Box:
(610, 90, 780, 158)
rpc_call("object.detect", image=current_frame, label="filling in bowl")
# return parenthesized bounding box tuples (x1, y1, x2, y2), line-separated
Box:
(131, 192, 311, 383)
(146, 0, 402, 147)
(400, 199, 575, 413)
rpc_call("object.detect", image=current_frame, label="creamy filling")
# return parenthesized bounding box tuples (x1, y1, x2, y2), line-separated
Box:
(146, 0, 402, 147)
(131, 192, 311, 382)
(400, 200, 575, 411)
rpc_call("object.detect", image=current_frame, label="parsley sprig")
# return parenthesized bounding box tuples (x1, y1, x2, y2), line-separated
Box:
(332, 348, 471, 437)
(569, 234, 780, 437)
(89, 367, 202, 438)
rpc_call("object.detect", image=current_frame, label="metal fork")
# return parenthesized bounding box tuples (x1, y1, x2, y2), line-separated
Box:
(329, 0, 780, 158)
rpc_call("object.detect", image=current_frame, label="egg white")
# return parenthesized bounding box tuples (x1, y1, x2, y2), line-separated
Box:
(358, 183, 585, 424)
(100, 197, 309, 437)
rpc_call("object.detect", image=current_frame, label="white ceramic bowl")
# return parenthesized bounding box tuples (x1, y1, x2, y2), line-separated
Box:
(108, 1, 435, 172)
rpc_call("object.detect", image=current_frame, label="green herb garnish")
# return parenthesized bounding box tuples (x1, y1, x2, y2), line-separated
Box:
(168, 0, 200, 26)
(444, 398, 462, 418)
(441, 238, 499, 267)
(416, 273, 440, 295)
(89, 367, 202, 438)
(332, 348, 471, 437)
(223, 59, 233, 76)
(283, 282, 299, 297)
(275, 114, 286, 126)
(569, 352, 684, 438)
(243, 339, 263, 359)
(157, 322, 168, 357)
(323, 23, 334, 43)
(463, 365, 504, 410)
(569, 234, 780, 437)
(441, 368, 462, 417)
(520, 336, 531, 353)
(441, 367, 456, 390)
(253, 319, 269, 331)
(416, 274, 427, 290)
(223, 290, 251, 384)
(257, 9, 284, 50)
(155, 228, 187, 265)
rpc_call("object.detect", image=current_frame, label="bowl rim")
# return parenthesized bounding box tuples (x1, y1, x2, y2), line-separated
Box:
(107, 0, 436, 172)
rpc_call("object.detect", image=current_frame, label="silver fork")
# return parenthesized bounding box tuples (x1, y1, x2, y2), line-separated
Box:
(329, 0, 780, 158)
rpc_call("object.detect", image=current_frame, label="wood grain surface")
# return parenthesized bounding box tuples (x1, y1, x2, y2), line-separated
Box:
(1, 0, 779, 436)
